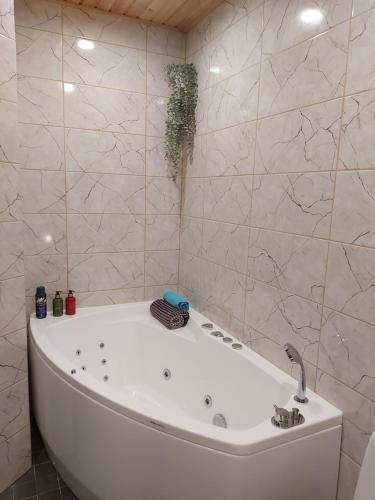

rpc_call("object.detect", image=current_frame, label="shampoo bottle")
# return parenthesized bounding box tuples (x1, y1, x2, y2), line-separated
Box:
(35, 286, 47, 319)
(65, 290, 76, 315)
(52, 291, 63, 317)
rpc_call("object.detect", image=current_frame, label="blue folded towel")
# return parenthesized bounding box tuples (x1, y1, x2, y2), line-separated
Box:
(163, 290, 189, 312)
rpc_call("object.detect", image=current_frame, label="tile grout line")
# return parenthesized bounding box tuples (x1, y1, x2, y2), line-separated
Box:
(17, 74, 375, 139)
(243, 0, 265, 347)
(16, 16, 185, 58)
(315, 0, 354, 394)
(180, 246, 375, 332)
(61, 7, 69, 295)
(144, 26, 149, 300)
(186, 0, 373, 62)
(179, 214, 375, 253)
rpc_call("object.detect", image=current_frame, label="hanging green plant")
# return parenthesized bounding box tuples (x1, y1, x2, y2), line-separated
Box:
(165, 63, 198, 180)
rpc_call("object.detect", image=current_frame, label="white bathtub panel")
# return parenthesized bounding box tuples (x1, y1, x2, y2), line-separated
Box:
(31, 338, 341, 500)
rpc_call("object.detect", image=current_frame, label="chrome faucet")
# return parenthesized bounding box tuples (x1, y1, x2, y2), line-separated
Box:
(284, 343, 308, 404)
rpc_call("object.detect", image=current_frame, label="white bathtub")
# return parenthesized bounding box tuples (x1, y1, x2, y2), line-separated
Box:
(29, 301, 342, 500)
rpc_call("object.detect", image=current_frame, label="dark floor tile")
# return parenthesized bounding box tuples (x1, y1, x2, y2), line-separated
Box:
(36, 474, 59, 495)
(6, 417, 77, 500)
(12, 469, 35, 486)
(31, 433, 45, 454)
(0, 488, 12, 500)
(60, 488, 78, 500)
(35, 463, 56, 478)
(38, 490, 62, 500)
(12, 479, 36, 500)
(32, 448, 49, 465)
(57, 475, 66, 489)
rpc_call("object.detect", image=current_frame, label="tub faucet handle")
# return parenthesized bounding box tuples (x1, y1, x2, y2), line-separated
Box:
(273, 405, 290, 427)
(272, 405, 305, 429)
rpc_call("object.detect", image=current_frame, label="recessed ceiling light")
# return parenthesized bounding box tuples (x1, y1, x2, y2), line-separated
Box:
(77, 39, 95, 50)
(64, 83, 75, 93)
(300, 8, 324, 24)
(210, 66, 221, 74)
(44, 234, 53, 243)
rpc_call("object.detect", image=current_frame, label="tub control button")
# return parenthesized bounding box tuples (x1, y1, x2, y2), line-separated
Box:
(222, 337, 233, 343)
(202, 323, 213, 329)
(76, 349, 81, 356)
(99, 343, 105, 348)
(104, 375, 109, 381)
(232, 343, 243, 350)
(101, 359, 107, 365)
(204, 394, 212, 408)
(211, 331, 224, 338)
(71, 369, 76, 375)
(162, 368, 171, 380)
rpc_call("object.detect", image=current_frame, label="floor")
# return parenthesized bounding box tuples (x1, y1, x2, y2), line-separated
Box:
(0, 420, 77, 500)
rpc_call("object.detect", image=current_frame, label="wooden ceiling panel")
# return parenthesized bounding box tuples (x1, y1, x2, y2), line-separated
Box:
(60, 0, 225, 31)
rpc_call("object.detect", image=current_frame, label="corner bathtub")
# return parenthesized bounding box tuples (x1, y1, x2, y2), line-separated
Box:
(29, 302, 342, 500)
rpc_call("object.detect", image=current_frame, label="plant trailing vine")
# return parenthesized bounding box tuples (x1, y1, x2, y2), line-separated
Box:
(165, 63, 198, 180)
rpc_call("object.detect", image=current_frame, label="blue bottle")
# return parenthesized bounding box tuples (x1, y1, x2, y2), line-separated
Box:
(35, 286, 47, 319)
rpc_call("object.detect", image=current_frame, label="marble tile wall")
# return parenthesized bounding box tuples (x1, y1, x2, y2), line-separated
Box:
(0, 0, 30, 493)
(14, 0, 185, 311)
(180, 0, 375, 497)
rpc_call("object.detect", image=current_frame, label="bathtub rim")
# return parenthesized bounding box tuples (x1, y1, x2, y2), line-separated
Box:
(29, 301, 342, 456)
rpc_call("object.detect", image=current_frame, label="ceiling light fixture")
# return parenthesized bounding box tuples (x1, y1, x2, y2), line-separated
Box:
(300, 8, 324, 24)
(64, 83, 75, 93)
(209, 66, 221, 74)
(77, 39, 95, 50)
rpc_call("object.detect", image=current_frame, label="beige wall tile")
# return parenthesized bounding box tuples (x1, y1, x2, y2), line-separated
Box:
(66, 172, 144, 214)
(325, 243, 375, 326)
(145, 250, 179, 286)
(317, 370, 375, 464)
(62, 6, 146, 49)
(259, 22, 349, 117)
(64, 83, 146, 134)
(0, 0, 15, 39)
(18, 76, 63, 126)
(0, 163, 22, 222)
(15, 0, 61, 33)
(67, 214, 145, 253)
(202, 220, 249, 273)
(0, 279, 26, 336)
(255, 99, 342, 174)
(252, 172, 334, 238)
(204, 176, 253, 225)
(147, 26, 185, 58)
(206, 122, 255, 176)
(248, 228, 328, 303)
(245, 279, 321, 365)
(24, 254, 67, 296)
(16, 27, 62, 80)
(339, 91, 375, 170)
(263, 0, 352, 58)
(347, 9, 375, 95)
(0, 426, 31, 493)
(23, 214, 67, 256)
(336, 453, 360, 500)
(145, 214, 180, 251)
(65, 128, 145, 175)
(18, 124, 64, 171)
(332, 171, 375, 247)
(69, 252, 144, 292)
(319, 308, 375, 401)
(63, 37, 146, 93)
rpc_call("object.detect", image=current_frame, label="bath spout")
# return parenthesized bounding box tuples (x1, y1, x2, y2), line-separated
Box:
(284, 344, 308, 404)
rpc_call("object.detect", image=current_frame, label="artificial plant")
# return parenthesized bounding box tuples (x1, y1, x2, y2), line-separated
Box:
(165, 63, 198, 180)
